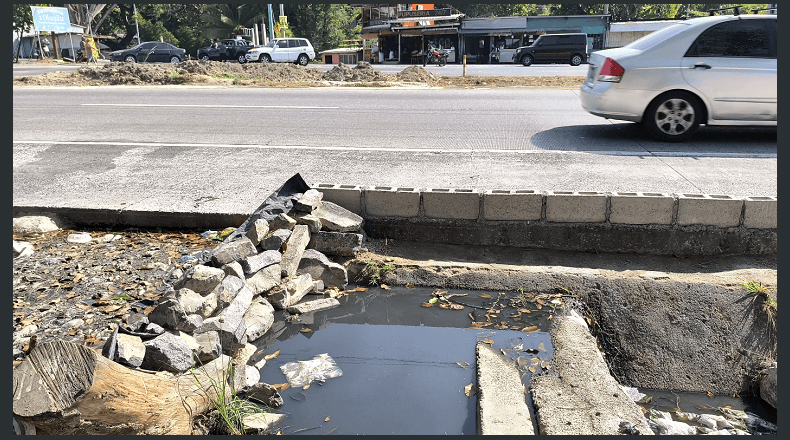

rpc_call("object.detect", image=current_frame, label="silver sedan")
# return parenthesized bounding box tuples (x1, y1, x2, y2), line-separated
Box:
(580, 14, 776, 142)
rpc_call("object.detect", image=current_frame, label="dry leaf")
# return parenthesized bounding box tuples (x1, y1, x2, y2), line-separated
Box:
(468, 313, 475, 320)
(522, 325, 539, 333)
(528, 366, 536, 373)
(439, 303, 451, 309)
(274, 383, 290, 391)
(380, 284, 391, 290)
(264, 349, 280, 360)
(324, 417, 330, 422)
(706, 391, 714, 397)
(300, 328, 312, 333)
(482, 338, 494, 345)
(464, 383, 477, 397)
(421, 302, 434, 307)
(449, 303, 464, 310)
(73, 273, 84, 283)
(405, 283, 415, 288)
(479, 293, 492, 299)
(518, 309, 532, 314)
(303, 384, 310, 390)
(103, 305, 122, 313)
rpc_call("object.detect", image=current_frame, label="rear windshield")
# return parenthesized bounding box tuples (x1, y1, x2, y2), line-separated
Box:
(625, 23, 690, 50)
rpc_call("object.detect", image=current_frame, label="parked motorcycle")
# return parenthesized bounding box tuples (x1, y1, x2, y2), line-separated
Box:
(423, 44, 450, 67)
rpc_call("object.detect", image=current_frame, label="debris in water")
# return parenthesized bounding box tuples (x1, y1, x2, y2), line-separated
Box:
(456, 361, 470, 369)
(464, 383, 477, 397)
(280, 353, 343, 387)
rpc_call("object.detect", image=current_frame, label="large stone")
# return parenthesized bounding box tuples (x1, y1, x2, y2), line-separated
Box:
(245, 264, 281, 295)
(165, 287, 205, 315)
(759, 362, 777, 408)
(280, 225, 310, 277)
(241, 383, 284, 408)
(267, 213, 296, 232)
(293, 188, 323, 212)
(229, 343, 257, 367)
(211, 274, 247, 310)
(141, 331, 195, 373)
(308, 231, 365, 257)
(262, 228, 292, 251)
(13, 214, 66, 234)
(297, 249, 348, 289)
(313, 200, 364, 232)
(245, 218, 270, 246)
(147, 298, 204, 333)
(240, 250, 282, 275)
(218, 284, 255, 325)
(115, 333, 146, 368)
(195, 331, 222, 362)
(196, 316, 248, 351)
(244, 298, 276, 342)
(232, 365, 261, 392)
(294, 212, 322, 233)
(268, 273, 314, 310)
(287, 297, 341, 314)
(177, 264, 225, 295)
(222, 261, 245, 280)
(13, 240, 34, 259)
(211, 236, 258, 266)
(241, 412, 286, 434)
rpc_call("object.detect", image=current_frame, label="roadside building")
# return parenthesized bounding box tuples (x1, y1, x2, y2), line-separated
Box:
(605, 20, 682, 48)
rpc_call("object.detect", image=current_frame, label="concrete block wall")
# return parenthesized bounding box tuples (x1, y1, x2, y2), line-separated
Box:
(313, 184, 777, 230)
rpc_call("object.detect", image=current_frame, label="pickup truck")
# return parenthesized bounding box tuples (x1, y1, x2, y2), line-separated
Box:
(196, 38, 254, 64)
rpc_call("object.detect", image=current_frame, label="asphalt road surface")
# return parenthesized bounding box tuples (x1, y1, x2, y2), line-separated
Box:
(13, 86, 776, 217)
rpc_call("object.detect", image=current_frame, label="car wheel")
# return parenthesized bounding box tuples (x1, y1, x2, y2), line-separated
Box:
(238, 54, 246, 64)
(644, 92, 702, 142)
(521, 54, 533, 66)
(570, 54, 583, 66)
(259, 54, 271, 63)
(124, 55, 136, 63)
(297, 54, 309, 66)
(200, 54, 210, 61)
(170, 56, 180, 63)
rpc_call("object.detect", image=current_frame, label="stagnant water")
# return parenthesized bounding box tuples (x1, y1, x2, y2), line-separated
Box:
(246, 285, 776, 434)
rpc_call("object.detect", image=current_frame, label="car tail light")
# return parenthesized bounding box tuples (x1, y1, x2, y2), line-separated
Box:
(598, 58, 624, 82)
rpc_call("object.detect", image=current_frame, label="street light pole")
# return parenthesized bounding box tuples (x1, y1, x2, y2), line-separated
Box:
(133, 4, 141, 44)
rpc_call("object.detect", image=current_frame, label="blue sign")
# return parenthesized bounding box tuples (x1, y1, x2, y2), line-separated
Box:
(31, 6, 72, 33)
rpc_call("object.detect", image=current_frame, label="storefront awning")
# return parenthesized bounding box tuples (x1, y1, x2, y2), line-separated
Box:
(386, 14, 464, 24)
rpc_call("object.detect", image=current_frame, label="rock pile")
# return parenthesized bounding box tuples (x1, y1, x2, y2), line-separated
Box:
(103, 187, 366, 391)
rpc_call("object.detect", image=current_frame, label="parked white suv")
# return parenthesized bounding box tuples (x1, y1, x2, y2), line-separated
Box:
(246, 38, 315, 66)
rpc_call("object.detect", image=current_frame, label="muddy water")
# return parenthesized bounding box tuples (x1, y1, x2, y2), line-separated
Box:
(250, 285, 554, 435)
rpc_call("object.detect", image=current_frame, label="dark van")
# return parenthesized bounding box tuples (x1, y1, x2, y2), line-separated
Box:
(513, 33, 588, 66)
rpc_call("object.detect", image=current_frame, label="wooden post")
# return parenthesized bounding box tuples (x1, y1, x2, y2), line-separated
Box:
(463, 55, 467, 76)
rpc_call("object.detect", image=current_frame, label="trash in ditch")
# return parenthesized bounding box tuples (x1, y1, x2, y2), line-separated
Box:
(280, 353, 343, 388)
(216, 227, 235, 241)
(456, 361, 470, 369)
(464, 383, 477, 397)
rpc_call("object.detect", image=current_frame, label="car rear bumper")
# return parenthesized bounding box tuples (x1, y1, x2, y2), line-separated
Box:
(580, 82, 651, 123)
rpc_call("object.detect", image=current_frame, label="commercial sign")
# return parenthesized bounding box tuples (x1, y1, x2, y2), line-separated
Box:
(31, 6, 72, 33)
(398, 8, 452, 19)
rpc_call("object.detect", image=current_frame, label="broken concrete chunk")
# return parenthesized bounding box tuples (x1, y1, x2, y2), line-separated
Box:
(267, 213, 297, 232)
(165, 287, 205, 316)
(240, 250, 282, 275)
(195, 331, 222, 362)
(263, 228, 292, 251)
(147, 297, 204, 333)
(211, 274, 246, 310)
(13, 240, 35, 259)
(281, 225, 310, 278)
(177, 264, 225, 295)
(297, 249, 348, 290)
(13, 213, 70, 234)
(268, 273, 314, 310)
(240, 382, 284, 408)
(222, 261, 245, 280)
(313, 200, 364, 232)
(287, 297, 341, 314)
(308, 231, 365, 257)
(311, 279, 325, 294)
(245, 263, 282, 295)
(115, 333, 146, 368)
(141, 331, 195, 373)
(293, 188, 323, 212)
(195, 315, 248, 351)
(243, 298, 276, 342)
(210, 236, 258, 266)
(245, 218, 270, 246)
(294, 212, 322, 233)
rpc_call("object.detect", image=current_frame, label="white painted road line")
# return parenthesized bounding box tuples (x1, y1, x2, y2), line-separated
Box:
(81, 103, 339, 109)
(12, 140, 777, 159)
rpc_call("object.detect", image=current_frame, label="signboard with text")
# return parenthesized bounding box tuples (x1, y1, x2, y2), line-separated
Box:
(31, 6, 72, 33)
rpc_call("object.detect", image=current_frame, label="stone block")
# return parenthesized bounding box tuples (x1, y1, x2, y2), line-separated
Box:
(177, 264, 225, 295)
(222, 261, 245, 280)
(364, 187, 420, 217)
(245, 263, 282, 295)
(312, 200, 364, 232)
(268, 273, 314, 310)
(297, 249, 348, 289)
(281, 225, 310, 278)
(294, 212, 322, 233)
(609, 192, 674, 225)
(115, 333, 145, 368)
(677, 194, 742, 227)
(483, 190, 542, 221)
(293, 188, 324, 212)
(267, 213, 297, 231)
(546, 191, 607, 223)
(743, 196, 777, 229)
(287, 297, 341, 314)
(141, 331, 195, 373)
(211, 274, 247, 310)
(195, 331, 222, 362)
(245, 219, 270, 245)
(211, 236, 258, 266)
(308, 231, 364, 257)
(239, 250, 282, 275)
(263, 228, 292, 251)
(423, 188, 480, 220)
(243, 298, 276, 342)
(314, 184, 362, 214)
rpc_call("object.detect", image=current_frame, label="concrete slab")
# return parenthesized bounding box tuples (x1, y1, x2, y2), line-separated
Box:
(363, 187, 420, 217)
(482, 190, 542, 221)
(609, 192, 674, 225)
(545, 191, 607, 223)
(677, 194, 742, 227)
(476, 342, 534, 435)
(743, 196, 777, 229)
(422, 188, 479, 220)
(313, 184, 363, 215)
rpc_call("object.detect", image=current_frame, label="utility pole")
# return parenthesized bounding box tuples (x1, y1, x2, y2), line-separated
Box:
(268, 4, 274, 41)
(133, 4, 141, 44)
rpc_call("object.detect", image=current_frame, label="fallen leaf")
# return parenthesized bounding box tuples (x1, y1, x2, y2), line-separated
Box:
(300, 328, 312, 333)
(528, 366, 536, 373)
(274, 383, 290, 391)
(469, 322, 492, 328)
(13, 360, 22, 367)
(324, 417, 330, 422)
(103, 305, 122, 313)
(464, 383, 477, 397)
(380, 284, 391, 290)
(303, 384, 310, 390)
(522, 326, 539, 333)
(479, 293, 492, 299)
(264, 349, 280, 360)
(73, 273, 84, 283)
(421, 302, 434, 307)
(482, 338, 494, 345)
(538, 341, 546, 352)
(468, 313, 475, 320)
(439, 303, 451, 309)
(405, 283, 415, 288)
(449, 303, 464, 310)
(518, 309, 532, 314)
(706, 391, 714, 397)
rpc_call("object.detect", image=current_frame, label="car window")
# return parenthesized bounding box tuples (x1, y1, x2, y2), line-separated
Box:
(626, 23, 689, 51)
(299, 40, 308, 47)
(156, 43, 170, 50)
(139, 42, 156, 50)
(288, 40, 300, 48)
(685, 19, 773, 58)
(277, 40, 289, 48)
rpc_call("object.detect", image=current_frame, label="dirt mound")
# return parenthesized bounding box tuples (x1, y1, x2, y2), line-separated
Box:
(323, 61, 393, 82)
(396, 65, 440, 84)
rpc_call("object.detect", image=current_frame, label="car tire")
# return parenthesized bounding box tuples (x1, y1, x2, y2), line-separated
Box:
(169, 56, 180, 63)
(297, 54, 309, 66)
(644, 91, 703, 142)
(570, 54, 583, 66)
(238, 54, 246, 64)
(200, 54, 210, 61)
(521, 54, 533, 66)
(259, 54, 271, 63)
(124, 55, 136, 63)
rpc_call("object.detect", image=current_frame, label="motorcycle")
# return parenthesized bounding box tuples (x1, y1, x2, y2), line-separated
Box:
(423, 44, 450, 67)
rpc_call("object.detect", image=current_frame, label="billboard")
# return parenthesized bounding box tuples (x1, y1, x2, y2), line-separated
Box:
(31, 6, 72, 33)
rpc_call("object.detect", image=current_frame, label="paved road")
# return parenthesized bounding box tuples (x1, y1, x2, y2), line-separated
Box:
(13, 86, 776, 217)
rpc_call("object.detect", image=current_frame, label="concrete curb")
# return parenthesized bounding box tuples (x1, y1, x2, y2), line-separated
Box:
(476, 342, 535, 435)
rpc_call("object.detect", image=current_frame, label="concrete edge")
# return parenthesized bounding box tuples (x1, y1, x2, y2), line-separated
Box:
(476, 342, 535, 435)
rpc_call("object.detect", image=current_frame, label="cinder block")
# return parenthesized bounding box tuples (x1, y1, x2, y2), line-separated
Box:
(743, 196, 777, 229)
(677, 194, 742, 227)
(609, 192, 674, 225)
(546, 191, 607, 223)
(314, 184, 362, 215)
(483, 190, 542, 221)
(363, 187, 420, 218)
(423, 189, 479, 220)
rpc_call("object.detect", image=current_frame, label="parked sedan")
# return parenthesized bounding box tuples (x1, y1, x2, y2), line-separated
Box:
(580, 14, 776, 141)
(110, 42, 187, 63)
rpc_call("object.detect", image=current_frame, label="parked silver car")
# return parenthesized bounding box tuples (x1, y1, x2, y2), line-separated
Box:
(580, 14, 776, 141)
(245, 38, 315, 66)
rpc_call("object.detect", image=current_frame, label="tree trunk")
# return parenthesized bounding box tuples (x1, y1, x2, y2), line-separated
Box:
(13, 340, 231, 435)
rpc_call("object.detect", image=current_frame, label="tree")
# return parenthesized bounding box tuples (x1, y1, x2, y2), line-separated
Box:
(199, 4, 266, 41)
(65, 4, 111, 35)
(13, 4, 37, 62)
(286, 4, 360, 52)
